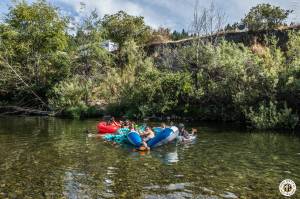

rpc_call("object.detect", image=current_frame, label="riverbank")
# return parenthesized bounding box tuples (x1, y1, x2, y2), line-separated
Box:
(1, 106, 299, 134)
(0, 105, 105, 118)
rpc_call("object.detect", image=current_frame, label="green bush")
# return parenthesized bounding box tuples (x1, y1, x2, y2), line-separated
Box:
(165, 40, 284, 121)
(49, 75, 91, 110)
(277, 31, 300, 113)
(61, 105, 104, 119)
(122, 69, 193, 118)
(62, 105, 88, 119)
(245, 102, 299, 129)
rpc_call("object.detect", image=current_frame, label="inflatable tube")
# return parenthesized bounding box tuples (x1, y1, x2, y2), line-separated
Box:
(117, 128, 130, 134)
(97, 122, 119, 134)
(147, 126, 179, 148)
(127, 131, 143, 147)
(103, 133, 129, 144)
(117, 125, 145, 135)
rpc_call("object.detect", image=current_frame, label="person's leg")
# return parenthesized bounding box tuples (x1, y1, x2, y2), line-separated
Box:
(144, 141, 150, 150)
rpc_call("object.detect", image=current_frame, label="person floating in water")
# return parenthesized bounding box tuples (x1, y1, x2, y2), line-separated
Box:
(178, 123, 197, 142)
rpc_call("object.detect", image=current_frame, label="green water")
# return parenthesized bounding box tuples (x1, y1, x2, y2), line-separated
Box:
(0, 117, 299, 199)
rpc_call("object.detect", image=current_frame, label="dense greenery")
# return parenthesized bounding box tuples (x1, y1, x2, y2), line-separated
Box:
(225, 3, 292, 32)
(243, 3, 292, 31)
(102, 11, 151, 47)
(0, 0, 69, 107)
(0, 1, 299, 130)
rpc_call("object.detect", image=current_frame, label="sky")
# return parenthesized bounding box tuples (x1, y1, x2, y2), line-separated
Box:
(0, 0, 299, 31)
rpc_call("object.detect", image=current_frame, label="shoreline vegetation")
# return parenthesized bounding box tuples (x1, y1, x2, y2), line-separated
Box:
(0, 1, 299, 131)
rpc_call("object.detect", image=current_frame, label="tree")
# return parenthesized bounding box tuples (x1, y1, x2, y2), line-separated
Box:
(102, 11, 151, 47)
(73, 10, 111, 77)
(181, 29, 189, 37)
(0, 0, 70, 105)
(243, 3, 292, 31)
(171, 29, 189, 40)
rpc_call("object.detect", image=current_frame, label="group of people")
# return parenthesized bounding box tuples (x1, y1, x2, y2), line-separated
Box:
(107, 117, 197, 150)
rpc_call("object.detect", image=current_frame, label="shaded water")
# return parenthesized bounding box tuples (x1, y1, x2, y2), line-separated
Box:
(0, 117, 299, 199)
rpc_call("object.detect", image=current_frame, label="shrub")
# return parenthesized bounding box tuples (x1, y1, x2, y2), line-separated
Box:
(245, 101, 299, 129)
(49, 75, 92, 110)
(277, 31, 300, 112)
(171, 40, 282, 121)
(62, 105, 88, 119)
(126, 70, 193, 117)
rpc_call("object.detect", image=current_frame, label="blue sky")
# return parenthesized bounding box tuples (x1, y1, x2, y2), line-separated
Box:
(0, 0, 299, 31)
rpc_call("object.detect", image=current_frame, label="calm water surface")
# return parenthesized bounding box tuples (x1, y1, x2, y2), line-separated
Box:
(0, 117, 299, 199)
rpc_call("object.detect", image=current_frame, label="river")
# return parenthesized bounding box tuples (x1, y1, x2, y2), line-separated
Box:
(0, 116, 299, 198)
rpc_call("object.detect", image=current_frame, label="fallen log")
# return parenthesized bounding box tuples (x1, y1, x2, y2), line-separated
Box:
(0, 106, 53, 116)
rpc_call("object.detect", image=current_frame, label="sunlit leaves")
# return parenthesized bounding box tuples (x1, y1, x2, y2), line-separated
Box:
(243, 3, 292, 31)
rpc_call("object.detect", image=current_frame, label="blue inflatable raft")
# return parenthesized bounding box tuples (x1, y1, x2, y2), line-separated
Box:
(127, 126, 179, 148)
(127, 131, 143, 147)
(147, 126, 179, 148)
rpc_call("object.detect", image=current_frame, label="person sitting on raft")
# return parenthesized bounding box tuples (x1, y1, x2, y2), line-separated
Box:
(122, 120, 131, 128)
(128, 123, 149, 150)
(108, 117, 121, 127)
(178, 123, 197, 140)
(140, 126, 155, 142)
(139, 126, 155, 150)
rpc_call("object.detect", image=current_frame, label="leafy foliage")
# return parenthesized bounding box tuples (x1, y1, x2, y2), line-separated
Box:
(277, 31, 300, 112)
(0, 0, 70, 101)
(102, 11, 151, 47)
(49, 75, 91, 109)
(155, 37, 299, 129)
(243, 3, 292, 31)
(72, 10, 111, 77)
(245, 102, 299, 129)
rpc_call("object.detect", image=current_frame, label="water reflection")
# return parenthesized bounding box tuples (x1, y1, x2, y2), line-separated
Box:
(163, 149, 179, 164)
(150, 145, 179, 165)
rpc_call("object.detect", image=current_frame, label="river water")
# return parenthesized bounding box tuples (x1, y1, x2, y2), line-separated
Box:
(0, 116, 299, 199)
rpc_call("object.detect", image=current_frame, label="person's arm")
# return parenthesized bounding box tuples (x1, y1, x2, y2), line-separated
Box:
(139, 131, 146, 136)
(191, 128, 197, 135)
(141, 131, 150, 137)
(112, 121, 120, 127)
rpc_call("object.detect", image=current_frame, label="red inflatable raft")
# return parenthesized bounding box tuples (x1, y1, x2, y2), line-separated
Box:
(97, 122, 120, 134)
